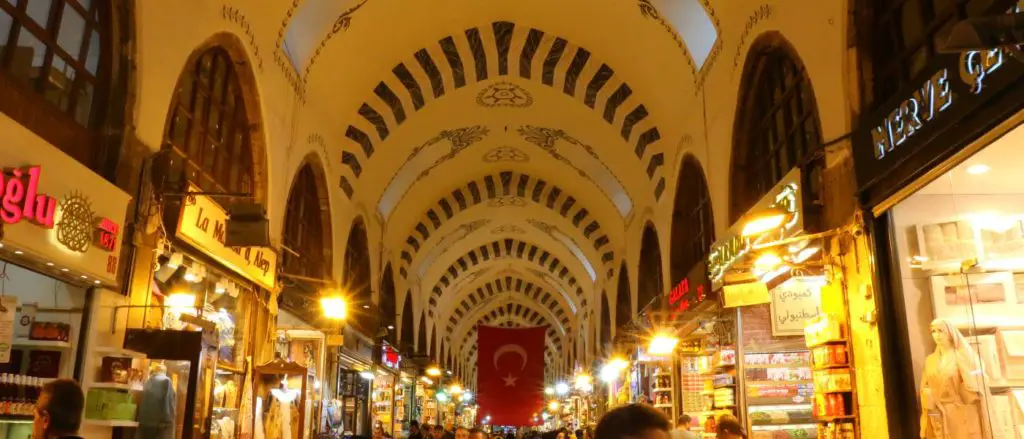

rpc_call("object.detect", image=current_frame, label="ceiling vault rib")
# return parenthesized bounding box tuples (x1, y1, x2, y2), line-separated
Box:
(334, 21, 669, 202)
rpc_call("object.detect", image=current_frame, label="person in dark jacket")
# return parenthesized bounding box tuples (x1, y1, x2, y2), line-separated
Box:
(409, 421, 424, 439)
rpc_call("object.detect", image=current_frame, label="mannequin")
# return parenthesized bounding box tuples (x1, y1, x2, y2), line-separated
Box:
(265, 376, 301, 439)
(137, 362, 177, 439)
(919, 319, 985, 439)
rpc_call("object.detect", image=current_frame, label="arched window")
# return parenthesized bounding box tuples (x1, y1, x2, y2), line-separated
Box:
(162, 47, 254, 195)
(0, 0, 114, 166)
(731, 37, 821, 222)
(857, 0, 994, 110)
(283, 163, 329, 279)
(380, 264, 397, 345)
(637, 225, 663, 313)
(615, 263, 631, 330)
(400, 294, 414, 352)
(671, 157, 714, 285)
(600, 293, 611, 347)
(343, 218, 373, 334)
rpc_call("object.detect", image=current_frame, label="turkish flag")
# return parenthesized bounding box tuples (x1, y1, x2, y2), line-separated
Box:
(476, 326, 545, 426)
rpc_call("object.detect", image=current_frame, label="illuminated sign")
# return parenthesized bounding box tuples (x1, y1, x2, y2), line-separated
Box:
(872, 46, 1013, 161)
(707, 169, 803, 290)
(177, 184, 277, 289)
(667, 261, 710, 316)
(94, 218, 119, 252)
(0, 166, 57, 228)
(381, 343, 401, 369)
(871, 69, 953, 160)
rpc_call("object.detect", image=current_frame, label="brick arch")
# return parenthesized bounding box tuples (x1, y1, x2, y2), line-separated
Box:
(426, 238, 588, 314)
(336, 21, 668, 201)
(442, 276, 573, 337)
(398, 170, 616, 280)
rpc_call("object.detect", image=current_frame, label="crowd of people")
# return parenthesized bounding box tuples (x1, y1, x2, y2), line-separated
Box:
(23, 379, 747, 439)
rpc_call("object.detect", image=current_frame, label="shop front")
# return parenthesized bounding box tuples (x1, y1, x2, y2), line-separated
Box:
(326, 331, 373, 436)
(123, 184, 277, 439)
(371, 342, 402, 436)
(273, 317, 328, 439)
(854, 18, 1024, 439)
(705, 169, 860, 438)
(0, 113, 131, 438)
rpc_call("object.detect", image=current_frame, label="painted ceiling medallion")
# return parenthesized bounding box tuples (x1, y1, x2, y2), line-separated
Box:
(492, 224, 526, 235)
(487, 196, 527, 208)
(483, 146, 529, 163)
(477, 82, 534, 108)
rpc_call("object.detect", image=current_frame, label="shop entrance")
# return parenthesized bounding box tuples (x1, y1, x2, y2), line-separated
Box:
(883, 116, 1024, 438)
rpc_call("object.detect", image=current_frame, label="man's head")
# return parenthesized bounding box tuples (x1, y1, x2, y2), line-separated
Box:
(676, 414, 692, 431)
(33, 379, 84, 439)
(424, 425, 434, 436)
(456, 427, 470, 439)
(432, 425, 445, 439)
(715, 417, 746, 439)
(469, 428, 487, 439)
(594, 404, 671, 439)
(411, 421, 420, 434)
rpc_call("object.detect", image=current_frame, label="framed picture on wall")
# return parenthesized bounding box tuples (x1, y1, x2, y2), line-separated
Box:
(930, 272, 1020, 328)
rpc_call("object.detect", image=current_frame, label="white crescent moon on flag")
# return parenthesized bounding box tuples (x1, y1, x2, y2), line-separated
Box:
(493, 344, 528, 370)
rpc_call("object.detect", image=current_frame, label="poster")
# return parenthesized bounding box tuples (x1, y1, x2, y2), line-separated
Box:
(0, 296, 19, 363)
(769, 278, 823, 336)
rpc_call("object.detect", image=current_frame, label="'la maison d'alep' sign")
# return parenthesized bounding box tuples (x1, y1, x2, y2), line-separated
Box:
(177, 184, 277, 289)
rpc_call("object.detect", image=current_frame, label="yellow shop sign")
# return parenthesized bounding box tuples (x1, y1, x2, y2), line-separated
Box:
(177, 184, 277, 289)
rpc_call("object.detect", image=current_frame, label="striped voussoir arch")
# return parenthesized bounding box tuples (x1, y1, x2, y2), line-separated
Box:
(426, 238, 586, 312)
(443, 276, 572, 336)
(337, 21, 669, 202)
(398, 170, 615, 280)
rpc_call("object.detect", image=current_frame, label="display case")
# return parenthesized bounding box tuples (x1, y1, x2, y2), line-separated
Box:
(124, 328, 217, 439)
(744, 351, 816, 439)
(373, 374, 395, 434)
(254, 358, 308, 439)
(82, 346, 148, 428)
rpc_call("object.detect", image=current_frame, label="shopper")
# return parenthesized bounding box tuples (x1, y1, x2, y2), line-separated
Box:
(443, 423, 456, 439)
(409, 421, 424, 439)
(468, 428, 488, 439)
(594, 404, 671, 439)
(32, 379, 85, 439)
(671, 414, 698, 439)
(433, 424, 446, 439)
(455, 426, 471, 439)
(423, 424, 434, 439)
(715, 417, 746, 439)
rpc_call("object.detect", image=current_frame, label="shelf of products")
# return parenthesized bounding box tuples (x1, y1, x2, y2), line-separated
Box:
(804, 315, 858, 439)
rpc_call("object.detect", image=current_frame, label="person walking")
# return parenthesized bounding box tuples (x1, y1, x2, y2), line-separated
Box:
(32, 379, 85, 439)
(409, 421, 424, 439)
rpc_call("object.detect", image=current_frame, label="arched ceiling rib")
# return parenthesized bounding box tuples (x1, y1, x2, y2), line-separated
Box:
(442, 274, 574, 338)
(335, 21, 669, 204)
(396, 170, 618, 281)
(423, 237, 588, 316)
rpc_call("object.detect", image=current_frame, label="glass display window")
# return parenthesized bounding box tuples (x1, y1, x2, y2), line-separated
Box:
(889, 120, 1024, 438)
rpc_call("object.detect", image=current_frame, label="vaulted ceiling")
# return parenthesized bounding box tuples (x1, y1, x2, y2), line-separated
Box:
(282, 0, 720, 380)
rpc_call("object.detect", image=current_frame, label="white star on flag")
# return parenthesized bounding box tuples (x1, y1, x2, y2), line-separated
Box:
(503, 373, 518, 387)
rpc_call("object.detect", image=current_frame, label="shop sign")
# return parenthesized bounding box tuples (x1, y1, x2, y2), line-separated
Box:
(855, 6, 1024, 196)
(722, 281, 770, 308)
(382, 343, 401, 369)
(768, 277, 823, 336)
(707, 169, 803, 290)
(177, 184, 277, 290)
(0, 116, 131, 286)
(667, 261, 711, 315)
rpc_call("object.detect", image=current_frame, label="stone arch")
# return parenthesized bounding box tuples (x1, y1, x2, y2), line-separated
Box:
(670, 154, 714, 284)
(600, 292, 611, 348)
(615, 262, 631, 331)
(417, 310, 429, 354)
(336, 21, 668, 201)
(343, 217, 374, 335)
(729, 32, 822, 223)
(380, 264, 397, 345)
(156, 32, 270, 205)
(400, 293, 414, 352)
(397, 170, 616, 280)
(282, 154, 333, 281)
(637, 223, 664, 313)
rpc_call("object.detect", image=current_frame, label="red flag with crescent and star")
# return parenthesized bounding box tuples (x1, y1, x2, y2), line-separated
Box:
(476, 325, 546, 426)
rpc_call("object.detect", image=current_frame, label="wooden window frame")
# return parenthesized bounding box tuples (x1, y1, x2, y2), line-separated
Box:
(0, 0, 110, 167)
(671, 160, 714, 285)
(860, 0, 1010, 109)
(162, 47, 254, 197)
(282, 164, 327, 280)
